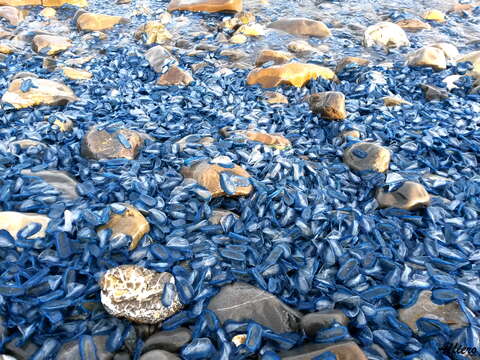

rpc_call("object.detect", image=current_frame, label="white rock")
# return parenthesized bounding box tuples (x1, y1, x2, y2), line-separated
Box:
(407, 46, 447, 70)
(430, 42, 459, 59)
(363, 21, 410, 48)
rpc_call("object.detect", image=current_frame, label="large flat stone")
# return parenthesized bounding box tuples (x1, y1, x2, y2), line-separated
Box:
(268, 18, 330, 38)
(0, 212, 50, 239)
(167, 0, 242, 13)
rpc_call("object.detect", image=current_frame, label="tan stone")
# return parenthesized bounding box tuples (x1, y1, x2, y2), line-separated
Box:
(62, 67, 92, 80)
(97, 204, 150, 250)
(32, 35, 71, 55)
(42, 0, 88, 6)
(167, 0, 242, 13)
(396, 19, 431, 32)
(39, 7, 56, 18)
(264, 91, 288, 104)
(340, 130, 360, 139)
(229, 33, 246, 44)
(21, 169, 79, 200)
(0, 43, 13, 54)
(53, 117, 74, 131)
(247, 63, 335, 88)
(0, 212, 50, 239)
(343, 142, 390, 173)
(288, 40, 317, 54)
(157, 65, 193, 86)
(2, 77, 77, 109)
(383, 95, 412, 106)
(0, 0, 40, 5)
(308, 91, 346, 120)
(448, 3, 475, 13)
(100, 265, 183, 324)
(430, 42, 459, 59)
(0, 6, 22, 26)
(176, 135, 214, 151)
(456, 51, 480, 78)
(77, 12, 128, 32)
(363, 22, 410, 48)
(180, 158, 252, 198)
(43, 57, 57, 72)
(268, 17, 330, 38)
(231, 334, 246, 346)
(223, 129, 291, 149)
(376, 181, 430, 210)
(255, 49, 293, 66)
(81, 127, 144, 160)
(423, 9, 445, 22)
(407, 46, 446, 70)
(136, 21, 173, 45)
(335, 56, 370, 73)
(209, 209, 239, 224)
(219, 49, 246, 61)
(65, 55, 94, 66)
(399, 290, 467, 332)
(235, 23, 265, 36)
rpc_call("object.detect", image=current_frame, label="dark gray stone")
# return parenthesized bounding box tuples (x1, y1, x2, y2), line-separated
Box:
(113, 352, 130, 360)
(21, 169, 79, 200)
(421, 84, 448, 101)
(301, 310, 349, 338)
(207, 282, 302, 333)
(279, 341, 368, 360)
(56, 335, 112, 360)
(5, 338, 38, 360)
(139, 350, 180, 360)
(142, 327, 192, 354)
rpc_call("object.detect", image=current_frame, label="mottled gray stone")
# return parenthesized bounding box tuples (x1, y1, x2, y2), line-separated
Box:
(301, 310, 349, 338)
(207, 282, 302, 333)
(21, 169, 79, 200)
(139, 350, 180, 360)
(56, 335, 112, 360)
(4, 338, 38, 360)
(142, 328, 192, 354)
(279, 341, 368, 360)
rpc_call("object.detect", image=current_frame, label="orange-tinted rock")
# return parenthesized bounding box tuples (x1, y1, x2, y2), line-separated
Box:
(0, 0, 40, 5)
(157, 65, 193, 86)
(77, 12, 128, 32)
(180, 157, 252, 198)
(97, 204, 150, 250)
(222, 128, 291, 149)
(247, 63, 335, 88)
(255, 49, 293, 66)
(340, 130, 360, 139)
(268, 17, 330, 38)
(335, 56, 370, 73)
(383, 96, 412, 106)
(167, 0, 242, 13)
(376, 181, 430, 210)
(308, 91, 346, 120)
(456, 51, 480, 78)
(1, 77, 77, 109)
(0, 6, 23, 26)
(396, 19, 431, 32)
(32, 35, 71, 55)
(62, 67, 92, 80)
(264, 91, 288, 104)
(81, 127, 144, 160)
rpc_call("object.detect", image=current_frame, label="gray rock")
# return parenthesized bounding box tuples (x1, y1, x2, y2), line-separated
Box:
(279, 341, 368, 360)
(113, 353, 130, 360)
(421, 84, 448, 101)
(208, 209, 239, 225)
(142, 328, 192, 354)
(145, 45, 177, 73)
(140, 350, 180, 360)
(301, 310, 349, 338)
(343, 142, 391, 173)
(56, 335, 112, 360)
(4, 338, 38, 360)
(207, 282, 302, 333)
(307, 91, 346, 120)
(21, 169, 79, 200)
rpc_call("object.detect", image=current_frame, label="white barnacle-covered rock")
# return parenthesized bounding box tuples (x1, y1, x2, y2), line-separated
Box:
(363, 21, 410, 48)
(100, 265, 183, 324)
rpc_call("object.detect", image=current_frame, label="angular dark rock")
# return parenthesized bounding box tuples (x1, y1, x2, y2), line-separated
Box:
(142, 328, 192, 353)
(207, 282, 302, 333)
(279, 341, 368, 360)
(301, 310, 349, 338)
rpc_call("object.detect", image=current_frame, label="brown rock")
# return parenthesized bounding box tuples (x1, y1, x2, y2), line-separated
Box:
(247, 63, 335, 88)
(279, 342, 368, 360)
(209, 209, 238, 224)
(1, 77, 77, 109)
(308, 91, 346, 120)
(343, 142, 391, 173)
(136, 21, 173, 45)
(97, 204, 150, 250)
(264, 91, 288, 104)
(100, 265, 183, 324)
(42, 0, 88, 6)
(167, 0, 242, 13)
(235, 23, 265, 36)
(32, 35, 71, 55)
(21, 169, 79, 200)
(421, 84, 448, 101)
(157, 65, 193, 86)
(0, 6, 23, 26)
(224, 129, 291, 149)
(231, 334, 246, 347)
(335, 56, 370, 73)
(407, 46, 446, 70)
(0, 212, 50, 239)
(81, 127, 144, 160)
(399, 290, 468, 332)
(396, 19, 431, 32)
(180, 157, 252, 198)
(42, 57, 57, 72)
(53, 117, 74, 131)
(448, 3, 475, 13)
(383, 96, 412, 106)
(145, 45, 177, 73)
(287, 40, 317, 54)
(65, 55, 94, 66)
(255, 49, 293, 67)
(376, 181, 430, 210)
(340, 130, 360, 139)
(77, 12, 128, 32)
(268, 17, 330, 38)
(175, 135, 214, 151)
(62, 67, 92, 80)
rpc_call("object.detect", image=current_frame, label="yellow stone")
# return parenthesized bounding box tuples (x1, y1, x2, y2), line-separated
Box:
(0, 43, 13, 54)
(97, 204, 150, 251)
(230, 33, 246, 44)
(247, 63, 335, 88)
(53, 118, 74, 131)
(32, 35, 71, 56)
(62, 67, 93, 80)
(39, 7, 56, 18)
(77, 12, 127, 32)
(232, 334, 247, 346)
(42, 0, 88, 6)
(136, 21, 172, 45)
(423, 9, 445, 22)
(235, 23, 265, 36)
